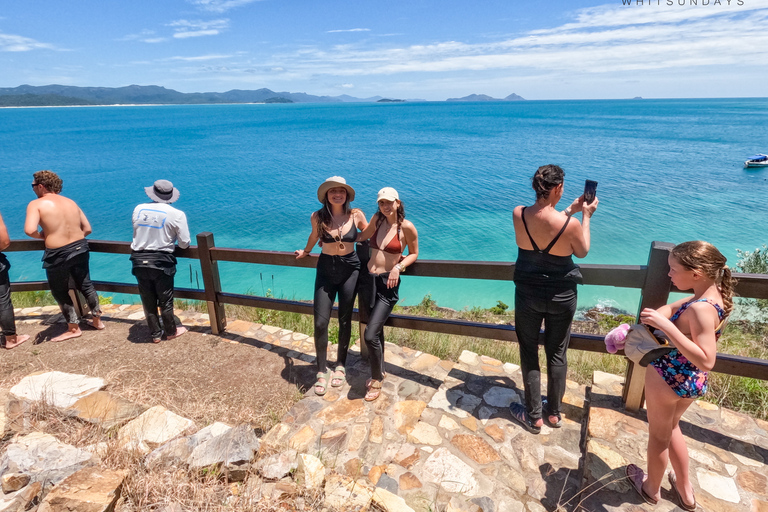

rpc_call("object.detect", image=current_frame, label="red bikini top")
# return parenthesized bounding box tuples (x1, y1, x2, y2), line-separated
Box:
(371, 220, 403, 254)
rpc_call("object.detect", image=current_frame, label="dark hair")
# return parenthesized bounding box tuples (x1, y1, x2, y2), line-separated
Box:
(33, 170, 63, 194)
(315, 194, 359, 240)
(671, 241, 737, 317)
(531, 164, 564, 200)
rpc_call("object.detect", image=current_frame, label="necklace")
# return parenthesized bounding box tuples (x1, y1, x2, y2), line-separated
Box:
(333, 215, 348, 251)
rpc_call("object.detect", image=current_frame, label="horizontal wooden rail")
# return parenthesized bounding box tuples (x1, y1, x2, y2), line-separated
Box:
(7, 238, 768, 386)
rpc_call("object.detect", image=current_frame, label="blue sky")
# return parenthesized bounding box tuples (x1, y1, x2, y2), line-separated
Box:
(1, 0, 767, 100)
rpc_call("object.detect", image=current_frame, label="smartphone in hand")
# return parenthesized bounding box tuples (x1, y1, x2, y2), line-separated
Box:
(584, 180, 598, 204)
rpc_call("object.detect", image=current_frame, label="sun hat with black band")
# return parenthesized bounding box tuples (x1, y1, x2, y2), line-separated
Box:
(317, 176, 355, 203)
(145, 179, 180, 204)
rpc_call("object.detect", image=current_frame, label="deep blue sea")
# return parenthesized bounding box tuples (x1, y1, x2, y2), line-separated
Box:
(2, 99, 768, 315)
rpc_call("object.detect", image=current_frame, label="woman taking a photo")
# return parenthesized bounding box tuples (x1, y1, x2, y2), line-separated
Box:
(357, 187, 418, 401)
(296, 177, 367, 396)
(627, 241, 733, 510)
(511, 164, 597, 433)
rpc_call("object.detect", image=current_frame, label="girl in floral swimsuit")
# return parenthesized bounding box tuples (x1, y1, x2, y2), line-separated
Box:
(626, 241, 736, 511)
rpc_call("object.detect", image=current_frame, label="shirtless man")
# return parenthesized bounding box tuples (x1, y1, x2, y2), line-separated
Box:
(24, 170, 104, 341)
(0, 211, 30, 349)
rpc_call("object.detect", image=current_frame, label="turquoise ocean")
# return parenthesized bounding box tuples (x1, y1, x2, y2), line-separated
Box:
(2, 99, 768, 316)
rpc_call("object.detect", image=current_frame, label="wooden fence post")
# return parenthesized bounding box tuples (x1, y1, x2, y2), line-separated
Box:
(623, 241, 674, 411)
(197, 232, 226, 335)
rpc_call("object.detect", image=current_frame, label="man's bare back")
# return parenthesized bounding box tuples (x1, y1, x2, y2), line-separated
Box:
(25, 192, 92, 249)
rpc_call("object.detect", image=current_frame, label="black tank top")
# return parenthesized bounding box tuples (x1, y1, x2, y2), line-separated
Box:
(514, 207, 582, 286)
(320, 222, 358, 244)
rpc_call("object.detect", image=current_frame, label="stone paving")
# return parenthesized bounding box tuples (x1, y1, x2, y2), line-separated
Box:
(9, 304, 768, 512)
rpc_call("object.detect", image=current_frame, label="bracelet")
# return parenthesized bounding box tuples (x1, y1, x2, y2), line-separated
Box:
(564, 207, 572, 217)
(395, 263, 405, 273)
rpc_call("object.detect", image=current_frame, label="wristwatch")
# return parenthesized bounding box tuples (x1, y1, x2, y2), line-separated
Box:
(395, 263, 406, 273)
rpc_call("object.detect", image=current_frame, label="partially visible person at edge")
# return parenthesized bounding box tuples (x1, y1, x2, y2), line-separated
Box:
(510, 164, 597, 433)
(130, 180, 191, 343)
(0, 211, 30, 349)
(357, 187, 419, 402)
(626, 241, 734, 511)
(295, 177, 368, 396)
(24, 170, 105, 342)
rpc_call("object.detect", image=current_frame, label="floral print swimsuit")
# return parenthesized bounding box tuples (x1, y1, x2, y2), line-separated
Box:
(650, 298, 725, 399)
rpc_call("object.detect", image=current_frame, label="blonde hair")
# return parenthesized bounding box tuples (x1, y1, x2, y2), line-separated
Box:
(671, 241, 736, 317)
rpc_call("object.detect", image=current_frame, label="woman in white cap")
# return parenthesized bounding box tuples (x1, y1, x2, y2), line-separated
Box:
(296, 177, 367, 396)
(357, 187, 419, 401)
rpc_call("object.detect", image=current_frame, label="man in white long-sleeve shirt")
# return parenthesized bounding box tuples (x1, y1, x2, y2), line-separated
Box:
(131, 180, 191, 343)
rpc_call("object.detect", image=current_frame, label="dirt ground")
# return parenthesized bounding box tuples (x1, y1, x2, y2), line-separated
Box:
(0, 318, 317, 433)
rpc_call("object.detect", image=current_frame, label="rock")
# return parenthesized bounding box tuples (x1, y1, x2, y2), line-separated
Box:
(461, 416, 478, 432)
(342, 457, 363, 477)
(324, 473, 374, 509)
(400, 472, 422, 490)
(377, 474, 399, 495)
(320, 428, 347, 451)
(484, 424, 505, 443)
(369, 465, 386, 485)
(737, 471, 767, 496)
(260, 423, 290, 450)
(0, 473, 30, 494)
(472, 497, 496, 512)
(584, 440, 629, 492)
(370, 416, 384, 444)
(439, 415, 460, 431)
(483, 387, 519, 408)
(697, 469, 740, 503)
(38, 467, 126, 512)
(146, 422, 232, 466)
(257, 449, 298, 480)
(289, 425, 316, 451)
(188, 424, 260, 481)
(10, 371, 105, 408)
(450, 434, 501, 464)
(398, 381, 420, 398)
(394, 401, 427, 434)
(422, 447, 479, 496)
(117, 406, 196, 454)
(393, 444, 420, 469)
(407, 422, 443, 446)
(373, 487, 415, 512)
(411, 354, 441, 372)
(427, 388, 482, 419)
(295, 454, 324, 490)
(0, 481, 41, 512)
(316, 399, 366, 425)
(459, 351, 479, 366)
(0, 432, 93, 488)
(347, 424, 367, 451)
(502, 363, 520, 374)
(67, 391, 147, 429)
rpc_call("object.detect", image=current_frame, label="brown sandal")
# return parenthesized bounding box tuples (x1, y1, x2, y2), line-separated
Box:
(365, 380, 382, 401)
(668, 472, 697, 511)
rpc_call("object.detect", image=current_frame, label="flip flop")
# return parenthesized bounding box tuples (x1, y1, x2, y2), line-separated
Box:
(364, 380, 382, 401)
(331, 365, 346, 387)
(668, 471, 697, 511)
(542, 397, 562, 428)
(626, 464, 658, 505)
(314, 371, 329, 396)
(509, 402, 541, 434)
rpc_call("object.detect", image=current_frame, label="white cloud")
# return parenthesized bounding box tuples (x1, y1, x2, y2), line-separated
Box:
(120, 30, 168, 44)
(0, 32, 56, 52)
(165, 54, 233, 61)
(326, 28, 371, 33)
(188, 0, 261, 13)
(340, 83, 354, 88)
(169, 19, 229, 38)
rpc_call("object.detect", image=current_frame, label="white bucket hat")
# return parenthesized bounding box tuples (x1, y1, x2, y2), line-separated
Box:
(317, 176, 355, 203)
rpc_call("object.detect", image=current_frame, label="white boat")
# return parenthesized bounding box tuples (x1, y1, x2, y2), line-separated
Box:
(744, 154, 768, 168)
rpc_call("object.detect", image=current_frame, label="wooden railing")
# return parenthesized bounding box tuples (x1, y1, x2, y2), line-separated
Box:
(7, 235, 768, 411)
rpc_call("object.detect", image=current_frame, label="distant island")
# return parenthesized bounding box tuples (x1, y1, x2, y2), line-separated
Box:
(446, 93, 525, 102)
(0, 85, 522, 107)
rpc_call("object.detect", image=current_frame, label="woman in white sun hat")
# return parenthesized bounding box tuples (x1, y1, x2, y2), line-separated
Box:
(296, 177, 367, 396)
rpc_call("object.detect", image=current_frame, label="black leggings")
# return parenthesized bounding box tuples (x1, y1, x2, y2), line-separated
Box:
(514, 281, 577, 422)
(0, 265, 16, 338)
(360, 272, 400, 381)
(46, 252, 102, 325)
(313, 252, 360, 373)
(133, 267, 178, 340)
